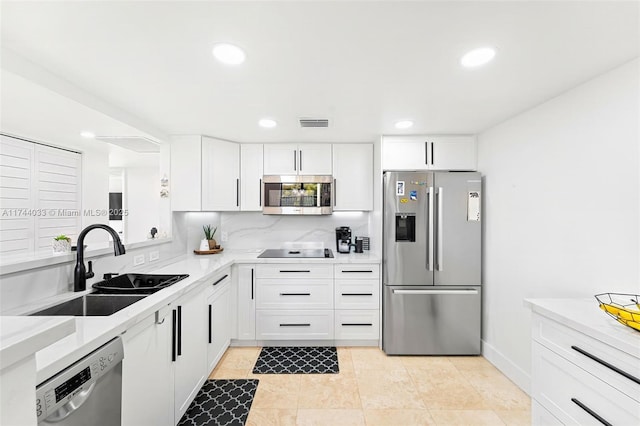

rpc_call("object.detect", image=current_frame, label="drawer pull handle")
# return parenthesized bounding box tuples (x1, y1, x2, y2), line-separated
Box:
(571, 345, 640, 385)
(280, 293, 311, 296)
(341, 293, 373, 296)
(341, 323, 372, 326)
(279, 323, 311, 327)
(341, 270, 373, 273)
(279, 270, 310, 273)
(570, 398, 612, 426)
(212, 274, 229, 286)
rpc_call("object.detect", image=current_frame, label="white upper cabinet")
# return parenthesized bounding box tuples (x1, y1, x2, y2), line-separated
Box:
(240, 144, 263, 211)
(171, 136, 240, 211)
(332, 143, 373, 211)
(263, 143, 332, 175)
(202, 136, 240, 211)
(382, 135, 477, 171)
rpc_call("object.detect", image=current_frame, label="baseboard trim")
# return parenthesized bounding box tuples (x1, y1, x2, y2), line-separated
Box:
(482, 340, 531, 395)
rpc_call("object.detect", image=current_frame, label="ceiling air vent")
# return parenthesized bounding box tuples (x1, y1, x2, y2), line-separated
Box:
(299, 118, 329, 128)
(95, 136, 161, 153)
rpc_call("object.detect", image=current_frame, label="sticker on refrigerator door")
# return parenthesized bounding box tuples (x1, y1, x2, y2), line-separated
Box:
(400, 198, 408, 203)
(410, 190, 417, 200)
(467, 191, 481, 221)
(396, 181, 405, 196)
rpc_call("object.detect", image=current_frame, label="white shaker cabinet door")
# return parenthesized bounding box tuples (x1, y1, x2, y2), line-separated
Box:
(207, 278, 231, 373)
(263, 143, 297, 175)
(333, 143, 372, 210)
(202, 136, 240, 211)
(240, 144, 263, 211)
(236, 265, 257, 340)
(429, 136, 476, 171)
(298, 144, 332, 175)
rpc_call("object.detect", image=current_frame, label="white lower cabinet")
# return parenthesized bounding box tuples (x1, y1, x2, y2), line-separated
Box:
(531, 313, 640, 426)
(334, 264, 380, 342)
(256, 310, 334, 340)
(206, 273, 231, 372)
(235, 264, 256, 340)
(334, 310, 379, 340)
(120, 310, 174, 426)
(173, 289, 207, 424)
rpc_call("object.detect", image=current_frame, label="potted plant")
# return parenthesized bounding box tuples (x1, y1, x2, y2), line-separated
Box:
(203, 225, 218, 250)
(53, 234, 72, 253)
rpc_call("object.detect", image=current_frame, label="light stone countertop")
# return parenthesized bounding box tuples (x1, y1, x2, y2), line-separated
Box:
(0, 249, 380, 383)
(524, 298, 640, 358)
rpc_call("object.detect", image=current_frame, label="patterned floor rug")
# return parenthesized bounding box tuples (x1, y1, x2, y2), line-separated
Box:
(252, 346, 339, 374)
(177, 379, 258, 426)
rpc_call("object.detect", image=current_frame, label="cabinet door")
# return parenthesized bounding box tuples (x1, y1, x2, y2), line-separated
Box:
(122, 313, 174, 426)
(202, 136, 240, 211)
(240, 144, 263, 211)
(236, 265, 256, 340)
(298, 144, 332, 175)
(428, 136, 476, 171)
(333, 144, 372, 210)
(174, 291, 207, 424)
(207, 280, 231, 373)
(263, 144, 297, 175)
(381, 136, 428, 170)
(170, 135, 202, 211)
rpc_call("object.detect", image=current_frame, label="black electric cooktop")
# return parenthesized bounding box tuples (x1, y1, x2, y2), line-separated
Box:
(257, 248, 334, 258)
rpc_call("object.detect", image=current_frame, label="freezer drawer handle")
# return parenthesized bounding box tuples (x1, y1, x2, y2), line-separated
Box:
(571, 345, 640, 385)
(279, 323, 311, 327)
(279, 270, 310, 273)
(392, 289, 478, 295)
(280, 292, 311, 296)
(341, 323, 372, 327)
(341, 270, 373, 273)
(570, 398, 612, 426)
(341, 293, 373, 296)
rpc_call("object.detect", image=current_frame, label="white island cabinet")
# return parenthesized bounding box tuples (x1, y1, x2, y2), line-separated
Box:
(526, 299, 640, 425)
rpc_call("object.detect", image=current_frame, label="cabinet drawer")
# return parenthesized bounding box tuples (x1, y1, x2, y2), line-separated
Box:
(256, 310, 333, 340)
(334, 264, 379, 279)
(533, 314, 640, 401)
(256, 264, 333, 279)
(532, 400, 562, 426)
(256, 279, 333, 309)
(532, 342, 640, 425)
(334, 280, 379, 309)
(335, 310, 379, 340)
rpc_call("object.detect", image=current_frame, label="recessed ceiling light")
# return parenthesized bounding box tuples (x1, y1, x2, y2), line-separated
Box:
(259, 119, 277, 128)
(212, 43, 246, 65)
(395, 120, 414, 129)
(80, 131, 95, 138)
(461, 47, 496, 68)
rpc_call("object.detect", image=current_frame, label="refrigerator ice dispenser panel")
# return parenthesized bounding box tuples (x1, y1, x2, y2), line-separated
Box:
(395, 214, 416, 242)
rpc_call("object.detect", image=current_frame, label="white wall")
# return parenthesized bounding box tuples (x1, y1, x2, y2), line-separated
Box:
(124, 167, 160, 243)
(478, 59, 640, 393)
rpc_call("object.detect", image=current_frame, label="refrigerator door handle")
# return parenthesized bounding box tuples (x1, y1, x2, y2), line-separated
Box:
(393, 289, 478, 295)
(436, 187, 444, 271)
(427, 187, 434, 271)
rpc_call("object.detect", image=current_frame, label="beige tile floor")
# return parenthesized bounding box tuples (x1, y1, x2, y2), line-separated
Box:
(209, 347, 531, 426)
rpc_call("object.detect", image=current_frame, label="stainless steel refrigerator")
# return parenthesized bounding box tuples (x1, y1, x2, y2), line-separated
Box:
(382, 171, 482, 355)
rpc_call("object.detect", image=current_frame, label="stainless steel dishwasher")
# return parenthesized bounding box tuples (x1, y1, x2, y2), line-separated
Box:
(36, 337, 123, 425)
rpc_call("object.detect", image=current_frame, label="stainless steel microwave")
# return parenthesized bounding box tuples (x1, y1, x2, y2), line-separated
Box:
(262, 175, 333, 215)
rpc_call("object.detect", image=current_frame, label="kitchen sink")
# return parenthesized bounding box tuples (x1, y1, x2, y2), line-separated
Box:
(29, 294, 147, 316)
(92, 273, 189, 294)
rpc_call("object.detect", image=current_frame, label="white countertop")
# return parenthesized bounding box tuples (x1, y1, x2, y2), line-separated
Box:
(0, 317, 75, 371)
(525, 298, 640, 358)
(1, 249, 380, 383)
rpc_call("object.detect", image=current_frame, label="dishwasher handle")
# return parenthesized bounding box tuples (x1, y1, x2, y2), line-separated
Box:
(392, 289, 479, 295)
(43, 383, 97, 423)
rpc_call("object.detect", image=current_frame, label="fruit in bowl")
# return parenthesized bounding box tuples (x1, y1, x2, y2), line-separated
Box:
(595, 293, 640, 332)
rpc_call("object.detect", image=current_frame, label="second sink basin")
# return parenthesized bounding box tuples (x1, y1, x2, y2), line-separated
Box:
(30, 294, 147, 316)
(92, 273, 189, 294)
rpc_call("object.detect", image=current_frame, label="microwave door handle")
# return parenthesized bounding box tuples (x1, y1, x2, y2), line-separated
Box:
(259, 178, 262, 206)
(334, 179, 337, 207)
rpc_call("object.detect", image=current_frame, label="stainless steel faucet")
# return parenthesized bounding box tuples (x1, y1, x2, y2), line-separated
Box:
(74, 224, 126, 292)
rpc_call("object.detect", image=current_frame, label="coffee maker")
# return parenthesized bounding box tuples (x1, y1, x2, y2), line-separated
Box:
(335, 227, 352, 253)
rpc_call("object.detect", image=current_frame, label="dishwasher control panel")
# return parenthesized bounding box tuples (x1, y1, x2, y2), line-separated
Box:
(35, 337, 123, 423)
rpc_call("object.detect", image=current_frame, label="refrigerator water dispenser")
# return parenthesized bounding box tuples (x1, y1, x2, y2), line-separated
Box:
(395, 214, 415, 242)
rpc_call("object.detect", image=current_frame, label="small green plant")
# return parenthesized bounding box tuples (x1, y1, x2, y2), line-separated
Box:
(203, 225, 217, 240)
(54, 234, 71, 241)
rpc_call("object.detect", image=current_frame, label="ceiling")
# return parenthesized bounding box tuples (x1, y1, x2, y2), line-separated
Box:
(1, 1, 638, 143)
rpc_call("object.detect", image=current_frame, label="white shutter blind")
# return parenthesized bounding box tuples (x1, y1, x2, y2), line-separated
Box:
(0, 135, 35, 256)
(0, 135, 81, 256)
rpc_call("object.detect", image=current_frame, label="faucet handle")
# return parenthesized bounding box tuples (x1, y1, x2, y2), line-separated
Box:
(103, 272, 119, 281)
(85, 260, 95, 279)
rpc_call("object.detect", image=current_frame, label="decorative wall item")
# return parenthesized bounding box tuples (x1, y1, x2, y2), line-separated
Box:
(160, 174, 169, 198)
